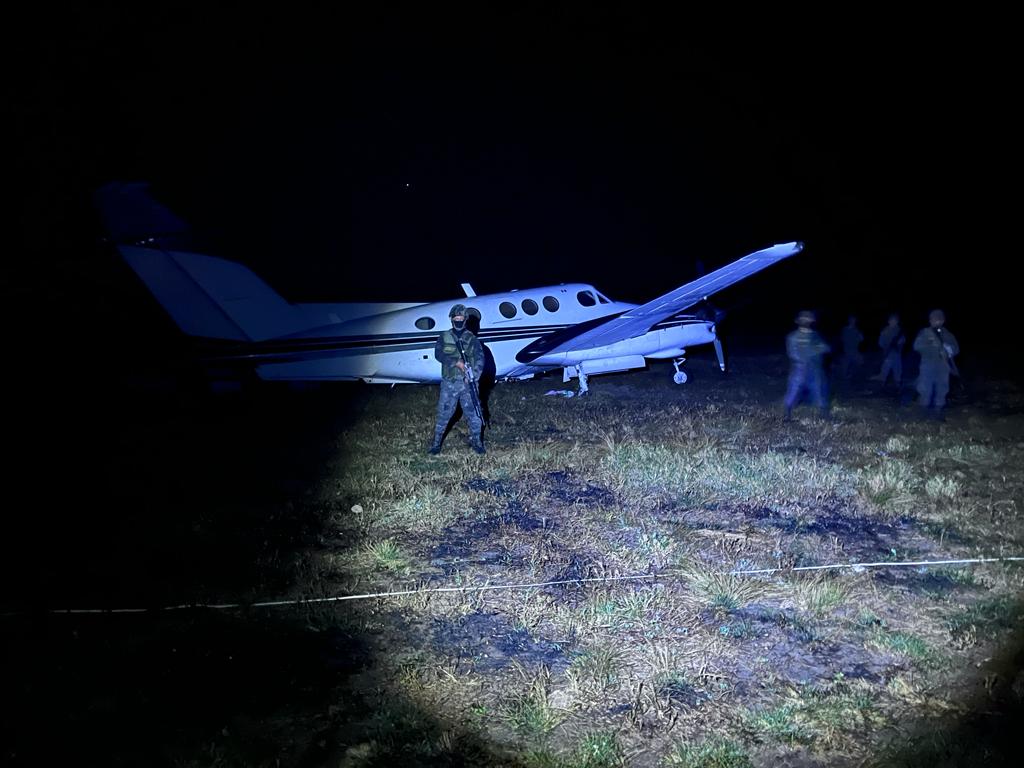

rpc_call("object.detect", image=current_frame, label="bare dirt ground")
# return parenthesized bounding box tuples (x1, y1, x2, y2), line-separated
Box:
(3, 347, 1024, 767)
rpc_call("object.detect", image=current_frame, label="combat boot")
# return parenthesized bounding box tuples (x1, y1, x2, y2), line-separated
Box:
(471, 436, 486, 455)
(428, 430, 444, 455)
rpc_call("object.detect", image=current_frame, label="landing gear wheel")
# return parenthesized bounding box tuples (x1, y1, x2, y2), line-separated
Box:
(672, 356, 688, 385)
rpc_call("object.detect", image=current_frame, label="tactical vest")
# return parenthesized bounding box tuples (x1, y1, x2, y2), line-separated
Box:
(437, 329, 482, 380)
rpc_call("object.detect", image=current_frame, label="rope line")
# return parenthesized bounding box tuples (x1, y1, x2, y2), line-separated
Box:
(6, 555, 1023, 618)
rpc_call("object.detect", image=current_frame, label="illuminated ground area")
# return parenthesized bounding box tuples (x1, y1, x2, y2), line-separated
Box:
(4, 351, 1024, 767)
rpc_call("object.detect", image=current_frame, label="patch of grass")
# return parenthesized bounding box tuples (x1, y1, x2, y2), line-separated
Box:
(503, 666, 565, 740)
(642, 642, 689, 683)
(777, 610, 822, 643)
(924, 474, 961, 501)
(884, 436, 910, 453)
(855, 608, 883, 629)
(523, 748, 565, 768)
(745, 678, 884, 750)
(384, 483, 455, 531)
(788, 572, 856, 616)
(745, 701, 812, 745)
(930, 443, 1001, 467)
(570, 731, 625, 768)
(934, 565, 980, 586)
(858, 459, 918, 512)
(717, 617, 756, 640)
(567, 643, 627, 695)
(599, 440, 854, 509)
(482, 442, 566, 478)
(808, 676, 882, 730)
(664, 737, 752, 767)
(363, 538, 410, 573)
(681, 559, 766, 613)
(511, 590, 554, 632)
(598, 440, 708, 503)
(710, 451, 854, 507)
(635, 530, 678, 568)
(885, 674, 929, 707)
(523, 733, 625, 768)
(554, 591, 615, 638)
(558, 586, 664, 636)
(616, 587, 665, 622)
(869, 628, 939, 665)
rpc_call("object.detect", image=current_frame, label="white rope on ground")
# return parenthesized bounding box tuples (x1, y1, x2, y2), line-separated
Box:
(6, 555, 1024, 617)
(731, 556, 1024, 575)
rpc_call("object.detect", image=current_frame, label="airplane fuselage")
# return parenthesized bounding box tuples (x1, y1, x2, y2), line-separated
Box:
(216, 282, 715, 383)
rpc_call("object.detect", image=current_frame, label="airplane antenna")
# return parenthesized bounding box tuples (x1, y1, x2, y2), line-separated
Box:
(461, 283, 477, 298)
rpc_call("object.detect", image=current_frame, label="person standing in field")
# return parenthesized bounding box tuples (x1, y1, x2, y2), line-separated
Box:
(912, 308, 959, 421)
(784, 310, 831, 420)
(428, 304, 486, 455)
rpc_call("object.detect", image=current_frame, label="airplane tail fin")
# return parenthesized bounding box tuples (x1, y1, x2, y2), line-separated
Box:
(95, 182, 308, 342)
(93, 181, 193, 248)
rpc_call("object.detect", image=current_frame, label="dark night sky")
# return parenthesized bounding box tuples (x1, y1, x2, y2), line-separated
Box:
(7, 7, 1021, 372)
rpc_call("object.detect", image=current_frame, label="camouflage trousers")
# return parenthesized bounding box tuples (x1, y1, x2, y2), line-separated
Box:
(917, 361, 951, 409)
(784, 364, 828, 414)
(877, 350, 902, 386)
(431, 377, 483, 447)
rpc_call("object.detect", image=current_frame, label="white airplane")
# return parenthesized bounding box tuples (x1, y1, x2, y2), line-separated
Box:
(96, 182, 802, 392)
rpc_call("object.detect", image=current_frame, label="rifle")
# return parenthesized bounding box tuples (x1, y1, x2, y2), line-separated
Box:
(931, 327, 964, 393)
(453, 331, 487, 427)
(931, 327, 959, 376)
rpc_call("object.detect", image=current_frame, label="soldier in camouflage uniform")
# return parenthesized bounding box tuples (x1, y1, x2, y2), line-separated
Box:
(871, 312, 905, 390)
(784, 310, 831, 420)
(428, 304, 486, 455)
(912, 309, 959, 420)
(838, 314, 864, 380)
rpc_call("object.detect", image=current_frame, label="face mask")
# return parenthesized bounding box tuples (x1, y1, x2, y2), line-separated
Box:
(452, 318, 466, 331)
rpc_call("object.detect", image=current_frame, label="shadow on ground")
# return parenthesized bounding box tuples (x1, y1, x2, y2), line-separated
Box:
(2, 371, 533, 767)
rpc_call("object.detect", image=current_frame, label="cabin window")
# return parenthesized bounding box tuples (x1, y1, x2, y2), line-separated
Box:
(543, 295, 560, 312)
(521, 299, 538, 315)
(415, 317, 436, 330)
(499, 301, 517, 319)
(577, 290, 597, 307)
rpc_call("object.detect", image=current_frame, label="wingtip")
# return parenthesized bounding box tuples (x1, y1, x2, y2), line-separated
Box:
(766, 241, 803, 254)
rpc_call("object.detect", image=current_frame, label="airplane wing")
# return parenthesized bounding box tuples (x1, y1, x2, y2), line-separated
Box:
(517, 241, 802, 362)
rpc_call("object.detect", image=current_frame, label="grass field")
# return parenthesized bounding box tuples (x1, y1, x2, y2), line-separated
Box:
(4, 350, 1024, 767)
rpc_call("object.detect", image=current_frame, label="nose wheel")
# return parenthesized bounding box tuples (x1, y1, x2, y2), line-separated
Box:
(672, 357, 688, 384)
